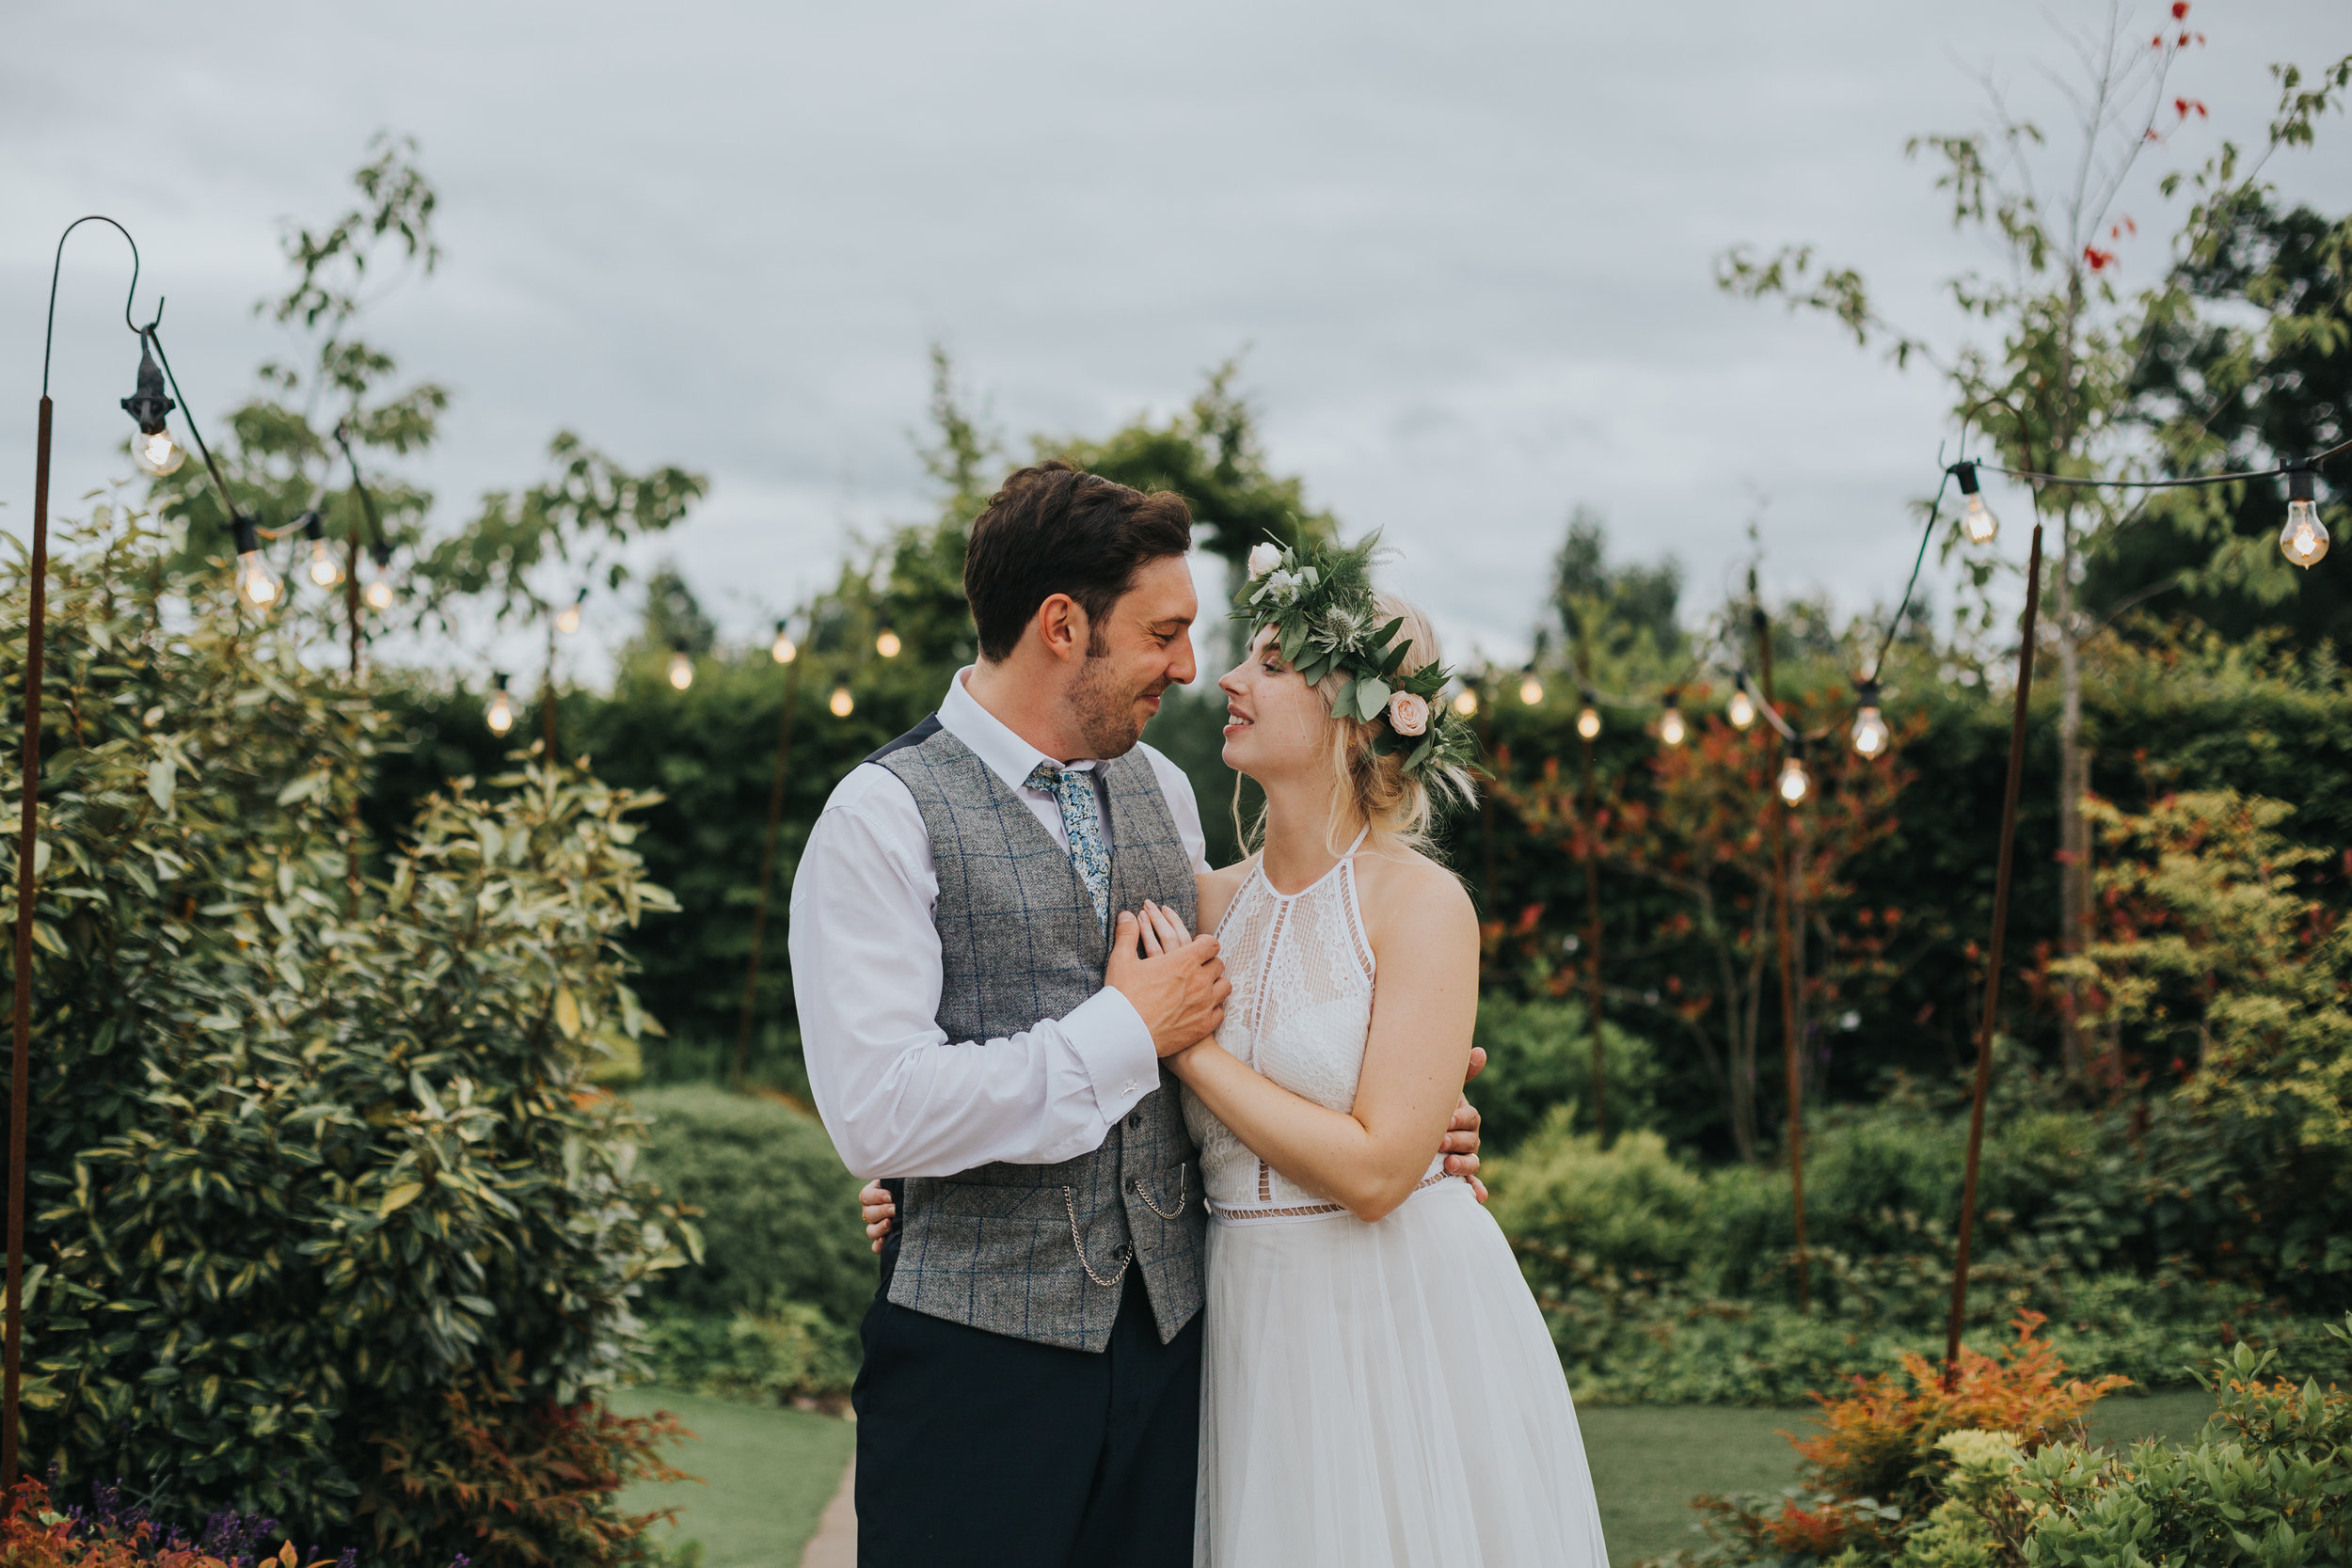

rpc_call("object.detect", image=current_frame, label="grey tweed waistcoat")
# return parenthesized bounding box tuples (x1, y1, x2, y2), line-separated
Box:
(870, 718, 1207, 1352)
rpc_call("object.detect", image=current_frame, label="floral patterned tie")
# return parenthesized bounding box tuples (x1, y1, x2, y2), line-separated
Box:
(1025, 762, 1111, 928)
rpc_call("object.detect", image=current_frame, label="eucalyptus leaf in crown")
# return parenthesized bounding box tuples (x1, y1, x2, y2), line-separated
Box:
(1238, 535, 1477, 780)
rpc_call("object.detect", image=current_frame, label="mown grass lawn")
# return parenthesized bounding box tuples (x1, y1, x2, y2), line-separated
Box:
(610, 1385, 2218, 1568)
(612, 1386, 855, 1568)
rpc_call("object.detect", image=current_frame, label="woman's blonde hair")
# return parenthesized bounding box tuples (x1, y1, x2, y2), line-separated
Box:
(1235, 592, 1479, 857)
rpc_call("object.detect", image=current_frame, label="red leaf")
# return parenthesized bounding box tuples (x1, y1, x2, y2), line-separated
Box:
(2169, 1, 2187, 17)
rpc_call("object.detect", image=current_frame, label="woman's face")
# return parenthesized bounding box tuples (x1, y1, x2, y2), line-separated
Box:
(1218, 628, 1336, 784)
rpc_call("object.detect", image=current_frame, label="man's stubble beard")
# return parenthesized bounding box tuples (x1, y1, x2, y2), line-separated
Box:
(1069, 652, 1154, 760)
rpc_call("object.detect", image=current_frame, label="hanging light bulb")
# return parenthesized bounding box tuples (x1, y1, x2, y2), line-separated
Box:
(829, 684, 855, 718)
(485, 673, 516, 736)
(2280, 464, 2328, 569)
(667, 645, 694, 691)
(121, 341, 186, 477)
(1953, 460, 2000, 546)
(299, 511, 344, 589)
(1851, 678, 1890, 760)
(1518, 664, 1545, 706)
(1658, 693, 1687, 747)
(230, 516, 281, 612)
(556, 589, 586, 635)
(771, 619, 799, 664)
(359, 544, 396, 610)
(1576, 695, 1601, 741)
(1777, 740, 1811, 806)
(1452, 686, 1479, 718)
(1727, 673, 1756, 730)
(875, 619, 902, 659)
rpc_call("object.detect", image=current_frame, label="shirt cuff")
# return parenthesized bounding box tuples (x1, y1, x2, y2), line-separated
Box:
(1064, 988, 1162, 1126)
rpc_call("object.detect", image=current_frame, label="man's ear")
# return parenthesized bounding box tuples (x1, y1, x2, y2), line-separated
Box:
(1034, 593, 1091, 665)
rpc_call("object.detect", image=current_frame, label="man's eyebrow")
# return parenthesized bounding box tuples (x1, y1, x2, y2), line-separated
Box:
(1147, 611, 1196, 629)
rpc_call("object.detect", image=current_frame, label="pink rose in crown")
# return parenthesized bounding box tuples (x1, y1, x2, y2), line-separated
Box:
(1387, 690, 1429, 736)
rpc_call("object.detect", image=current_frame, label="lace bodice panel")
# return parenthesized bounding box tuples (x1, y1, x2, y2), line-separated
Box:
(1184, 842, 1440, 1213)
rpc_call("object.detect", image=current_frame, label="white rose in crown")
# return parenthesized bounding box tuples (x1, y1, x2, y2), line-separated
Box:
(1387, 690, 1430, 736)
(1248, 542, 1283, 578)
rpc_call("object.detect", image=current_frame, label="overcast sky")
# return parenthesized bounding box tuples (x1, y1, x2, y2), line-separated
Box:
(6, 1, 2347, 683)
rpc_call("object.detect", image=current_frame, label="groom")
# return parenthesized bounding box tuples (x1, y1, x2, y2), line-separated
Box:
(790, 461, 1481, 1567)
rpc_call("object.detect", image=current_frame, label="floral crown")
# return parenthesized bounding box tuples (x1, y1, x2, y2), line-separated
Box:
(1238, 535, 1477, 780)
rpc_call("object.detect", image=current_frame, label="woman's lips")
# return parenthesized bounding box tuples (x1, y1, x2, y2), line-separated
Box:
(1223, 709, 1252, 736)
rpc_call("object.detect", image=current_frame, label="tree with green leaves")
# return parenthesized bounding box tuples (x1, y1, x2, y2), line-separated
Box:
(150, 136, 706, 713)
(1721, 10, 2351, 1076)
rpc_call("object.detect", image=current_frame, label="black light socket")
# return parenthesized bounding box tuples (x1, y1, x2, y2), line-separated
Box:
(119, 341, 175, 435)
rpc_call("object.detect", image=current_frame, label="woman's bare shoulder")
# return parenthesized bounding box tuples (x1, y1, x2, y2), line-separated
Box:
(1196, 857, 1256, 935)
(1354, 846, 1475, 947)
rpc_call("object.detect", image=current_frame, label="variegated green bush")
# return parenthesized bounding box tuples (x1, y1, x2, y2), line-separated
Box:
(1, 502, 692, 1563)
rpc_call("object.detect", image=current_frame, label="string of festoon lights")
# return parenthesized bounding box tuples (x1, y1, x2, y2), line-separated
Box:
(484, 594, 908, 736)
(1438, 436, 2346, 816)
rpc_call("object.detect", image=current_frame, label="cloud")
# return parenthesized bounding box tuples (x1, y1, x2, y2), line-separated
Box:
(5, 0, 2344, 683)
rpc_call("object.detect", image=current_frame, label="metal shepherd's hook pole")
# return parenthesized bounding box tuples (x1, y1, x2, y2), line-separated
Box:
(1756, 602, 1810, 1314)
(9, 214, 151, 1490)
(1946, 521, 2044, 1386)
(734, 641, 806, 1089)
(1576, 630, 1606, 1146)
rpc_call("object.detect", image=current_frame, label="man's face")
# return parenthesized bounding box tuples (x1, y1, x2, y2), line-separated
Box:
(1069, 553, 1199, 759)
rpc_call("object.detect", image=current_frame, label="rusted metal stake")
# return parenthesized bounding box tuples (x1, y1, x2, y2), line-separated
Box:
(733, 653, 805, 1089)
(1581, 731, 1606, 1146)
(5, 398, 55, 1489)
(1946, 522, 2044, 1384)
(1756, 606, 1810, 1312)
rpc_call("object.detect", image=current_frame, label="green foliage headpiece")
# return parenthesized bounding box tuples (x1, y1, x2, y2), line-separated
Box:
(1235, 534, 1476, 779)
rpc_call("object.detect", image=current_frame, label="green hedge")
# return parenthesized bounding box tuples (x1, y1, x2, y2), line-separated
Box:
(627, 1085, 873, 1329)
(1470, 993, 1675, 1152)
(1486, 1078, 2352, 1404)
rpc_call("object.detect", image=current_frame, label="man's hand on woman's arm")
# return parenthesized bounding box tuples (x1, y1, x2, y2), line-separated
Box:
(1444, 1045, 1487, 1202)
(858, 959, 1487, 1249)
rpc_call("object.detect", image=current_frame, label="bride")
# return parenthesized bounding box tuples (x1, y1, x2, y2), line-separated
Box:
(872, 538, 1608, 1567)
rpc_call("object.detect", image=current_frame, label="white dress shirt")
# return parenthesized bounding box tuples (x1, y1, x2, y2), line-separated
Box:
(791, 668, 1211, 1180)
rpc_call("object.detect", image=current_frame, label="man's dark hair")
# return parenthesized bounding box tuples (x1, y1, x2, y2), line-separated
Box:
(963, 460, 1194, 661)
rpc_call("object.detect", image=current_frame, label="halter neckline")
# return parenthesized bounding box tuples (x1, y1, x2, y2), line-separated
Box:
(1256, 827, 1371, 901)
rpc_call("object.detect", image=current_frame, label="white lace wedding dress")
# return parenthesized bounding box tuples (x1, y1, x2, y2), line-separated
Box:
(1182, 836, 1610, 1567)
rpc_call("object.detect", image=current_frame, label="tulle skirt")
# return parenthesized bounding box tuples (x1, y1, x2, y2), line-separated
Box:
(1197, 1178, 1609, 1568)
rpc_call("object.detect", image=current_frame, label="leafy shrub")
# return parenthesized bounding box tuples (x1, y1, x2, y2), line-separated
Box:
(1469, 994, 1671, 1151)
(5, 509, 691, 1562)
(0, 1477, 346, 1568)
(2004, 1329, 2352, 1568)
(1487, 1114, 1707, 1275)
(1657, 1320, 2352, 1567)
(639, 1304, 860, 1410)
(626, 1085, 871, 1330)
(365, 1359, 691, 1564)
(1655, 1315, 2126, 1565)
(1784, 1314, 2127, 1530)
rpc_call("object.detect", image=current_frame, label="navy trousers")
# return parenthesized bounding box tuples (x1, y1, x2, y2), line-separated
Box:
(851, 1239, 1201, 1568)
